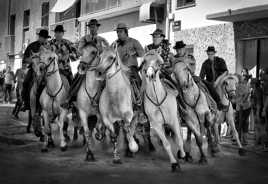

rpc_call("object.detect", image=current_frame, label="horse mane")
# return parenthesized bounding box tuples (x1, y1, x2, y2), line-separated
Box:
(214, 71, 239, 89)
(82, 41, 98, 50)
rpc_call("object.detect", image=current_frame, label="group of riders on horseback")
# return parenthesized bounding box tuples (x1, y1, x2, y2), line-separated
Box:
(18, 18, 242, 171)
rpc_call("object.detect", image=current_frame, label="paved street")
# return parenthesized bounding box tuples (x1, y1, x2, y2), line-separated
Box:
(0, 105, 268, 184)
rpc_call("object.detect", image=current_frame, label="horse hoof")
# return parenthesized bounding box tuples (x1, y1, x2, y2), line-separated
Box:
(47, 141, 55, 148)
(199, 157, 208, 165)
(113, 159, 122, 164)
(73, 134, 78, 141)
(26, 128, 31, 133)
(125, 150, 134, 158)
(34, 130, 42, 138)
(184, 153, 194, 163)
(41, 148, 48, 153)
(64, 135, 71, 143)
(238, 148, 246, 156)
(85, 155, 96, 162)
(177, 150, 184, 160)
(60, 146, 68, 152)
(39, 135, 45, 142)
(171, 163, 181, 172)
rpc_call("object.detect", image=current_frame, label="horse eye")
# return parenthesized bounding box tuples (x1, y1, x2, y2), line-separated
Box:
(109, 56, 114, 61)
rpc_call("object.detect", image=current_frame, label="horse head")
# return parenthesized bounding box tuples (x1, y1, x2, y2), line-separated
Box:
(37, 45, 58, 77)
(141, 51, 163, 81)
(79, 41, 99, 71)
(173, 58, 194, 89)
(215, 71, 239, 100)
(95, 48, 117, 80)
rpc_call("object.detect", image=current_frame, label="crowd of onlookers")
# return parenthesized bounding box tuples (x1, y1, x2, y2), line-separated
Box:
(0, 66, 15, 104)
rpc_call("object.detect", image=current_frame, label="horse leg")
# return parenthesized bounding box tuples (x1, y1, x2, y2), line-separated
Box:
(124, 116, 139, 154)
(187, 119, 208, 165)
(27, 110, 32, 133)
(153, 124, 180, 172)
(226, 113, 245, 156)
(183, 128, 194, 163)
(47, 123, 55, 148)
(102, 118, 121, 164)
(171, 119, 185, 160)
(58, 110, 68, 151)
(63, 120, 70, 143)
(79, 110, 95, 161)
(41, 111, 50, 152)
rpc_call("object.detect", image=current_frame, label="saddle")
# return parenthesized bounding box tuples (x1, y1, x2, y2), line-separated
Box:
(194, 78, 217, 113)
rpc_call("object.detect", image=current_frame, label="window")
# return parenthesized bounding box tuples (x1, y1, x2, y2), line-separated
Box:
(23, 10, 30, 28)
(23, 10, 30, 48)
(9, 14, 16, 35)
(85, 0, 120, 14)
(56, 0, 80, 22)
(41, 2, 49, 27)
(177, 0, 195, 9)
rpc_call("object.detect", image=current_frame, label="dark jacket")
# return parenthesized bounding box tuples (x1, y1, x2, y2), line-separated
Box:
(23, 41, 42, 65)
(199, 56, 228, 82)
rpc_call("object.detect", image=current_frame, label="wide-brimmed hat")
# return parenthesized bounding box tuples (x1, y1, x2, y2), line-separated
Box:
(206, 46, 216, 53)
(150, 29, 165, 37)
(53, 25, 65, 32)
(173, 41, 186, 49)
(114, 23, 129, 31)
(86, 19, 101, 27)
(37, 29, 51, 38)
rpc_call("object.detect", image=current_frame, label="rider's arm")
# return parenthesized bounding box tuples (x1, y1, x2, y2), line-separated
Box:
(133, 39, 145, 57)
(199, 62, 206, 80)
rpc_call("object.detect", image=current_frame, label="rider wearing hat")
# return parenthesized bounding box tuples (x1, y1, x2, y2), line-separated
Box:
(199, 46, 228, 110)
(21, 29, 51, 111)
(61, 19, 109, 109)
(49, 25, 79, 84)
(111, 23, 146, 121)
(145, 28, 171, 64)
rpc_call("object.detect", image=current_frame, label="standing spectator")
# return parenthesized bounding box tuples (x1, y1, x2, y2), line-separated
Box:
(236, 68, 252, 145)
(12, 63, 27, 119)
(0, 70, 5, 101)
(4, 66, 15, 103)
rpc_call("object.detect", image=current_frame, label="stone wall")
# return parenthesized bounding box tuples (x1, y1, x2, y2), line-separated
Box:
(174, 23, 236, 74)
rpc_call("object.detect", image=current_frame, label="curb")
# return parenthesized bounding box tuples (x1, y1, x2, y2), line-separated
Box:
(220, 143, 268, 158)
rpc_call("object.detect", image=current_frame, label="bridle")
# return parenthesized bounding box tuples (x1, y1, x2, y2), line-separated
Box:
(143, 60, 168, 125)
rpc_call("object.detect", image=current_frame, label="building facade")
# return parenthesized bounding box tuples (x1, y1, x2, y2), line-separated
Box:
(1, 0, 268, 76)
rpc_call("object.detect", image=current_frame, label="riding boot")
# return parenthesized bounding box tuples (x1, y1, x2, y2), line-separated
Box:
(61, 73, 86, 109)
(203, 80, 225, 110)
(21, 68, 34, 111)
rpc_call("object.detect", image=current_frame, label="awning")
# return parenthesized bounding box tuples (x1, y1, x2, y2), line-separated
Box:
(207, 4, 268, 22)
(50, 0, 78, 13)
(139, 0, 165, 22)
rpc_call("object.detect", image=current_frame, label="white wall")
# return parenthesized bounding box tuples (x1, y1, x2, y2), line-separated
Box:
(172, 0, 268, 30)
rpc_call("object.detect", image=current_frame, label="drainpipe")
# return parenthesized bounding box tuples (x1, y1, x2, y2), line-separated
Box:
(166, 0, 171, 41)
(7, 0, 11, 34)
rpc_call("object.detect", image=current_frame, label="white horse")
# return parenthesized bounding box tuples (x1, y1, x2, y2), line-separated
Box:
(214, 72, 245, 155)
(36, 45, 70, 152)
(173, 59, 216, 164)
(76, 41, 103, 161)
(141, 51, 185, 172)
(95, 48, 138, 164)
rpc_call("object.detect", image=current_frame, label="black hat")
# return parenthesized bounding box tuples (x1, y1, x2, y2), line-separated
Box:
(86, 19, 101, 27)
(206, 46, 216, 53)
(53, 25, 65, 32)
(173, 41, 186, 49)
(37, 29, 51, 38)
(150, 29, 165, 37)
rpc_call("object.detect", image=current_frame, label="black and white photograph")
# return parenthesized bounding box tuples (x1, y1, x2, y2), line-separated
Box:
(0, 0, 268, 183)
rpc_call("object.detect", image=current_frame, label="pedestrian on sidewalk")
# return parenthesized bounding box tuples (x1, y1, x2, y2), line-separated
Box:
(236, 68, 252, 145)
(0, 70, 5, 101)
(4, 66, 15, 104)
(12, 63, 27, 119)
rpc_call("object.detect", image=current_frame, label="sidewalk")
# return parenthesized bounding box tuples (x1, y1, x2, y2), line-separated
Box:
(220, 133, 268, 157)
(0, 105, 39, 146)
